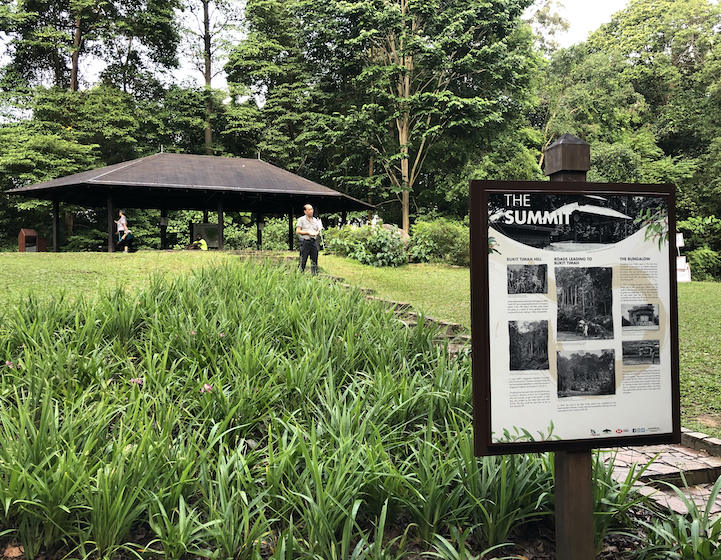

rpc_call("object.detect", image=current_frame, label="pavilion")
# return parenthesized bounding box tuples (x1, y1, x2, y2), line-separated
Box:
(8, 153, 373, 252)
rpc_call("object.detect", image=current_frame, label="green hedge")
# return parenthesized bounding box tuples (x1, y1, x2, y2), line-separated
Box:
(408, 218, 469, 266)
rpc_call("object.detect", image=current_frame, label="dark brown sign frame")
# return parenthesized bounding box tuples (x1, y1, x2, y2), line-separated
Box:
(470, 180, 681, 456)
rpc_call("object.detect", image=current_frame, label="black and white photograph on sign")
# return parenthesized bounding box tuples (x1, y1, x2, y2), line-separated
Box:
(556, 267, 613, 340)
(488, 193, 668, 252)
(622, 340, 661, 365)
(507, 264, 547, 294)
(557, 349, 616, 398)
(622, 304, 660, 330)
(509, 321, 549, 370)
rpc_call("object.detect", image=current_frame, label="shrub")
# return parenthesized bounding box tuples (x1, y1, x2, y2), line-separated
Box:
(350, 227, 407, 267)
(687, 247, 721, 281)
(447, 232, 470, 267)
(325, 224, 373, 257)
(326, 224, 407, 267)
(409, 218, 469, 266)
(678, 216, 721, 252)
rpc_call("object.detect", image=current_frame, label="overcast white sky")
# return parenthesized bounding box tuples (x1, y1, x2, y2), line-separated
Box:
(553, 0, 630, 47)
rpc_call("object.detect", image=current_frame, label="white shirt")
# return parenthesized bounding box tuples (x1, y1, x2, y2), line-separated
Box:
(297, 216, 322, 240)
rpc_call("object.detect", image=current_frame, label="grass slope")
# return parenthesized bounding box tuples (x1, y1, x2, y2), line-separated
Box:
(2, 252, 720, 437)
(319, 255, 471, 327)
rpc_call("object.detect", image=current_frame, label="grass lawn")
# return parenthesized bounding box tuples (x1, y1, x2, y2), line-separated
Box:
(677, 282, 721, 436)
(1, 251, 720, 436)
(319, 254, 472, 327)
(0, 251, 233, 307)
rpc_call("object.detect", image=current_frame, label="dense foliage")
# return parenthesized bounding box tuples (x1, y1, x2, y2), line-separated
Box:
(325, 218, 471, 267)
(0, 260, 704, 556)
(2, 0, 721, 278)
(326, 224, 407, 267)
(408, 218, 470, 266)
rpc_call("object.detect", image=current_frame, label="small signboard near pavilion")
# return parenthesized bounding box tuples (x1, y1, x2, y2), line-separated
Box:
(470, 180, 680, 455)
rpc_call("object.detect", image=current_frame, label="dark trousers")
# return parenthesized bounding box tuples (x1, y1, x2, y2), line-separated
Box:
(299, 238, 319, 274)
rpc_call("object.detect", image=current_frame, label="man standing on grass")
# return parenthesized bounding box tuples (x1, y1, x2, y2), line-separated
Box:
(296, 203, 323, 275)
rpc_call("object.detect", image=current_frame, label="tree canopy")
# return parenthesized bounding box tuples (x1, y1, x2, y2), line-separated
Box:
(1, 0, 721, 265)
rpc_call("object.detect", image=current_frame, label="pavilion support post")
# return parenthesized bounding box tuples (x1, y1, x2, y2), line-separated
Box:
(160, 208, 168, 250)
(256, 213, 264, 251)
(341, 211, 347, 226)
(288, 210, 294, 251)
(52, 199, 60, 252)
(545, 133, 593, 560)
(107, 195, 115, 253)
(217, 202, 224, 251)
(203, 209, 209, 223)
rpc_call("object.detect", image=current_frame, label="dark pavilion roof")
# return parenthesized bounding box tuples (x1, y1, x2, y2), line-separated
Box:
(7, 153, 373, 214)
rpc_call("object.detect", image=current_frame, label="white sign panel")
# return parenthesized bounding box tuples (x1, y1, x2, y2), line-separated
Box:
(677, 256, 692, 283)
(485, 191, 675, 445)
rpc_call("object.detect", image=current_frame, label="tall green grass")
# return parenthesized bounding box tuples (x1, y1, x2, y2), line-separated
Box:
(0, 261, 653, 558)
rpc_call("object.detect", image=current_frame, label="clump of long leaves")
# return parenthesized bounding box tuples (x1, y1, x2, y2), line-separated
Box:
(635, 475, 721, 560)
(591, 451, 652, 553)
(0, 261, 631, 558)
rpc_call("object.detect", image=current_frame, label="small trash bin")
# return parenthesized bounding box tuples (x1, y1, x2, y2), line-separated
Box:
(18, 229, 38, 252)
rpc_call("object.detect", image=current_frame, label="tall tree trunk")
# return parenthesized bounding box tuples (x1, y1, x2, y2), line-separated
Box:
(122, 36, 134, 93)
(203, 0, 213, 154)
(398, 0, 411, 233)
(52, 50, 64, 88)
(70, 17, 83, 92)
(400, 129, 410, 232)
(368, 156, 374, 222)
(398, 87, 411, 233)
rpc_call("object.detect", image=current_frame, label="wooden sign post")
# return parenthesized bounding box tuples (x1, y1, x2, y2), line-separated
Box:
(548, 135, 595, 560)
(469, 134, 680, 559)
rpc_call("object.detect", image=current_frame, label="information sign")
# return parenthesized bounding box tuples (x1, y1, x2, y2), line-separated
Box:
(470, 181, 680, 455)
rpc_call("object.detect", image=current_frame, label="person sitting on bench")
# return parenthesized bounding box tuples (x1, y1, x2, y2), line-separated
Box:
(185, 234, 208, 251)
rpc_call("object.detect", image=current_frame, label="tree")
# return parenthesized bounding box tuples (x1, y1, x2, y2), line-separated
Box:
(306, 0, 537, 231)
(227, 0, 537, 231)
(183, 0, 242, 154)
(226, 0, 321, 168)
(1, 0, 181, 91)
(99, 0, 183, 95)
(0, 104, 98, 245)
(534, 0, 721, 218)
